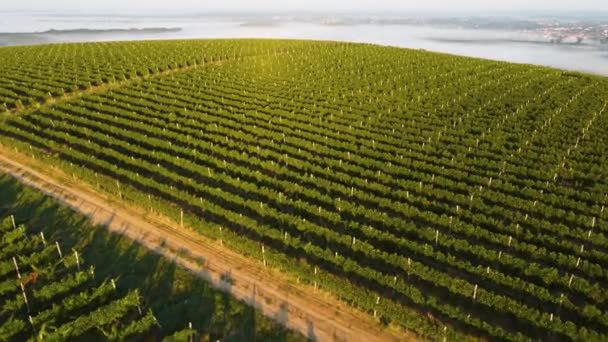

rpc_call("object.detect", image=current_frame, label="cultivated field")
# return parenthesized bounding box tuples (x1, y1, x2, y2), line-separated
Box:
(1, 39, 607, 341)
(0, 173, 302, 341)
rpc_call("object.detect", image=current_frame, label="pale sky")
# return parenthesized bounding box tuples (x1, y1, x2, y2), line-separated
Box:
(2, 0, 607, 13)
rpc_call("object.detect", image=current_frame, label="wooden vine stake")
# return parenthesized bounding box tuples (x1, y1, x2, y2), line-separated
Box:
(28, 315, 35, 333)
(12, 256, 21, 279)
(407, 257, 411, 278)
(472, 284, 478, 301)
(10, 215, 16, 229)
(56, 241, 63, 259)
(40, 232, 46, 245)
(180, 209, 184, 228)
(116, 180, 121, 199)
(74, 250, 80, 271)
(21, 282, 30, 312)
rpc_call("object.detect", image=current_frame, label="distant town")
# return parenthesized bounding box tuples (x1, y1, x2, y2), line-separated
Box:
(293, 14, 608, 45)
(536, 23, 608, 44)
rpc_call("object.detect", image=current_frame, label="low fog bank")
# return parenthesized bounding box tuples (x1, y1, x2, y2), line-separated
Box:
(0, 12, 606, 75)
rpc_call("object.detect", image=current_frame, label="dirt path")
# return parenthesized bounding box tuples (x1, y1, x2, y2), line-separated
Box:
(0, 151, 415, 342)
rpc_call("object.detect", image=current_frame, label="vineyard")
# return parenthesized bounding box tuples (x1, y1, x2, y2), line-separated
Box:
(0, 39, 607, 341)
(0, 173, 302, 341)
(0, 207, 157, 339)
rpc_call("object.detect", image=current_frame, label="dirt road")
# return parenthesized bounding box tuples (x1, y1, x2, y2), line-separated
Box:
(0, 151, 414, 342)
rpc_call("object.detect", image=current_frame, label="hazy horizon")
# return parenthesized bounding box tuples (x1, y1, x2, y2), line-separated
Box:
(1, 1, 606, 75)
(2, 0, 608, 14)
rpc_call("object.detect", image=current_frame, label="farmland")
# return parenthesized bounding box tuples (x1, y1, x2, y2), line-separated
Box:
(0, 39, 607, 341)
(0, 173, 303, 341)
(0, 209, 157, 340)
